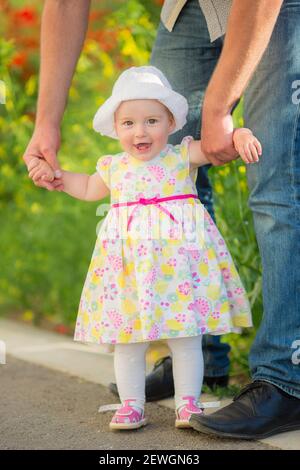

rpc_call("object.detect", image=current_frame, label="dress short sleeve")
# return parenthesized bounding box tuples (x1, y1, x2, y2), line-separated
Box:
(96, 155, 112, 189)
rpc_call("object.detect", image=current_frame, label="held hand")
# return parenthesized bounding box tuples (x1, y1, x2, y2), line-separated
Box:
(233, 128, 262, 164)
(27, 157, 55, 183)
(23, 124, 64, 191)
(201, 110, 239, 166)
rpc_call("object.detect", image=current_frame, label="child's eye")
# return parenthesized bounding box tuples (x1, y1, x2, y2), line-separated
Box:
(122, 121, 133, 127)
(148, 119, 158, 125)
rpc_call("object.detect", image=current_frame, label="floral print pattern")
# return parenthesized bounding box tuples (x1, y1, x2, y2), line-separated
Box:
(74, 137, 252, 345)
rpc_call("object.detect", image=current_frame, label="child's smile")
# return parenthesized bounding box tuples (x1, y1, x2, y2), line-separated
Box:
(133, 142, 155, 159)
(134, 143, 152, 153)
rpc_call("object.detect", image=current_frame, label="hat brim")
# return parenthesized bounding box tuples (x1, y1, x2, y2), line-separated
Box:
(92, 83, 188, 139)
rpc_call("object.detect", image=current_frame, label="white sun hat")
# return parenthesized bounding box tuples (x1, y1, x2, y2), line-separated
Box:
(92, 66, 188, 139)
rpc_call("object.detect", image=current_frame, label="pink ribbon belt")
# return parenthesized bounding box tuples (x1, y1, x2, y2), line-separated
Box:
(112, 194, 199, 231)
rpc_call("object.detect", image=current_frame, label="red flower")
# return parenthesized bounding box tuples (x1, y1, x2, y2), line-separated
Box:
(14, 8, 37, 24)
(88, 30, 117, 52)
(89, 10, 107, 22)
(11, 52, 27, 67)
(54, 324, 70, 335)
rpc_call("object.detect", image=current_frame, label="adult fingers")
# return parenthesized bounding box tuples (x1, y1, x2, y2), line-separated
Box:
(33, 178, 55, 191)
(42, 148, 62, 177)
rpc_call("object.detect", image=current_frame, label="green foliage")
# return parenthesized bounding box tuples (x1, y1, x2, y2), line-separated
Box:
(202, 383, 241, 399)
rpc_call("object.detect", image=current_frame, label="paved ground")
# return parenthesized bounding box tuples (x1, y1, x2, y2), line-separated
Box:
(1, 356, 274, 451)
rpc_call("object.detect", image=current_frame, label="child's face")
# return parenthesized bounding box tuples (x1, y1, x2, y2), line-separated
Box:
(114, 99, 175, 161)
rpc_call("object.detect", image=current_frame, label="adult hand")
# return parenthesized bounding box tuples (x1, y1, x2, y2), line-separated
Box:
(201, 105, 239, 166)
(23, 124, 64, 191)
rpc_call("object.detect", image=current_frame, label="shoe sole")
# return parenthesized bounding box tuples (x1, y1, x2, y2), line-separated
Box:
(175, 419, 192, 429)
(109, 418, 148, 431)
(189, 419, 300, 440)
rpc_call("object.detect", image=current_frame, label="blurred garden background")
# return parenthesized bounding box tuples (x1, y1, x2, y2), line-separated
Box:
(0, 0, 263, 383)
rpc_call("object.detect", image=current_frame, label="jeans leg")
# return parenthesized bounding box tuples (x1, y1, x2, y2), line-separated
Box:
(150, 0, 230, 377)
(244, 0, 300, 398)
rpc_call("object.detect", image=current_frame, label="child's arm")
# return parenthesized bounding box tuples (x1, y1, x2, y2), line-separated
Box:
(61, 170, 110, 201)
(188, 141, 210, 170)
(27, 157, 110, 201)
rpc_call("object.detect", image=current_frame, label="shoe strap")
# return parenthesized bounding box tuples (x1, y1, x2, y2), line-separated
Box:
(180, 396, 220, 409)
(99, 399, 144, 415)
(184, 396, 203, 413)
(201, 401, 221, 408)
(99, 400, 220, 414)
(98, 403, 121, 413)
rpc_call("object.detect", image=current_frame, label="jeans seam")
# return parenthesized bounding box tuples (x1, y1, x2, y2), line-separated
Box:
(290, 101, 300, 205)
(290, 103, 300, 368)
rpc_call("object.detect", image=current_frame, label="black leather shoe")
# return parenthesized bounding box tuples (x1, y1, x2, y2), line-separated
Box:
(108, 355, 229, 402)
(189, 380, 300, 439)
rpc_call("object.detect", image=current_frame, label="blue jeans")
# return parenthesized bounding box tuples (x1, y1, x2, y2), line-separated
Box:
(150, 0, 230, 378)
(152, 0, 300, 396)
(244, 0, 300, 398)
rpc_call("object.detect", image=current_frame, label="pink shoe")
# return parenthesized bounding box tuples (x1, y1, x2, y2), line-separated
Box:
(175, 396, 204, 428)
(109, 399, 147, 431)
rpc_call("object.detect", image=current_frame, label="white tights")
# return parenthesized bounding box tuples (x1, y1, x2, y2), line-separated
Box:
(114, 335, 203, 411)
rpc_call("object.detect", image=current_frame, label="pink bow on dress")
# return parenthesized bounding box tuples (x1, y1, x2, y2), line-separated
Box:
(112, 193, 199, 231)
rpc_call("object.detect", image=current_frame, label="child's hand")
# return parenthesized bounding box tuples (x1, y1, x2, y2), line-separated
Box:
(233, 128, 262, 164)
(27, 157, 55, 183)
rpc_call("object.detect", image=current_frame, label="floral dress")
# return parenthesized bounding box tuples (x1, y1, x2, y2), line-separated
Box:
(74, 136, 252, 345)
